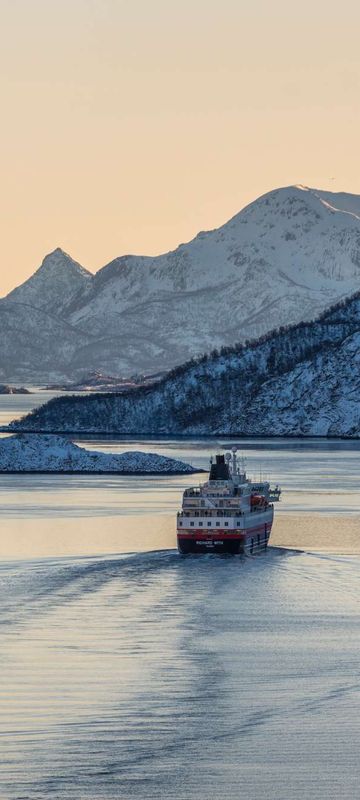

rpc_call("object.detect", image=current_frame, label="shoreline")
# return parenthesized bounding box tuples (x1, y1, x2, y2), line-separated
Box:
(0, 468, 204, 476)
(2, 427, 360, 440)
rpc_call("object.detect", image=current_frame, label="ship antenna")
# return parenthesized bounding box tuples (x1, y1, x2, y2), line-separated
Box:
(231, 446, 237, 476)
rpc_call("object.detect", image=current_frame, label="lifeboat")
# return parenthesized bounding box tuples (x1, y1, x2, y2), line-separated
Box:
(250, 494, 267, 509)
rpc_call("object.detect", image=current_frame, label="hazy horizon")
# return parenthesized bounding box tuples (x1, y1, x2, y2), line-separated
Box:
(1, 0, 360, 294)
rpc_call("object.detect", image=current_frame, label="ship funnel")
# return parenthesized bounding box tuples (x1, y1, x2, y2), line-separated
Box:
(209, 454, 230, 481)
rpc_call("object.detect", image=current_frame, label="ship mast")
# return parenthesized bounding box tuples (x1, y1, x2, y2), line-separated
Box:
(232, 447, 237, 476)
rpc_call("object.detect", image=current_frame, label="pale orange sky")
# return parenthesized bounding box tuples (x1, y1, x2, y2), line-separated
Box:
(1, 0, 360, 295)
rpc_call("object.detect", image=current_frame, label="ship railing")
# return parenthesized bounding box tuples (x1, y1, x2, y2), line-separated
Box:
(183, 498, 219, 509)
(178, 510, 244, 519)
(177, 504, 274, 518)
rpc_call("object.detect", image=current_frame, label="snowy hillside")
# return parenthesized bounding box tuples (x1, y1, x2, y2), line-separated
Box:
(0, 299, 91, 384)
(0, 249, 94, 384)
(12, 290, 360, 437)
(7, 248, 92, 315)
(2, 185, 360, 382)
(0, 434, 197, 473)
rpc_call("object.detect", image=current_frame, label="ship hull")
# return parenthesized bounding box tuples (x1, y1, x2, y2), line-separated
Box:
(177, 522, 272, 555)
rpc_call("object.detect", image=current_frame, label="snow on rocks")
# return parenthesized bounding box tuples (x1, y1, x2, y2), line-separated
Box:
(4, 185, 360, 384)
(12, 288, 360, 438)
(0, 434, 198, 474)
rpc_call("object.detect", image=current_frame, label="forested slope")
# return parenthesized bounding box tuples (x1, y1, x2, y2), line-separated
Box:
(11, 291, 360, 437)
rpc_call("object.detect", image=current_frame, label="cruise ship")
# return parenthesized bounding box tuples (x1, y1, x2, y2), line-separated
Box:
(177, 449, 280, 555)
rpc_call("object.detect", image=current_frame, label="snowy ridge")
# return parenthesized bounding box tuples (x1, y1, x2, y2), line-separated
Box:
(0, 434, 198, 473)
(2, 185, 360, 382)
(7, 248, 92, 315)
(12, 290, 360, 437)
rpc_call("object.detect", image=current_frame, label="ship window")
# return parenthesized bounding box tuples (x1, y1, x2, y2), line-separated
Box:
(190, 521, 194, 526)
(179, 521, 183, 526)
(199, 521, 203, 526)
(201, 500, 205, 507)
(216, 521, 220, 527)
(225, 522, 229, 527)
(237, 521, 240, 526)
(207, 521, 212, 527)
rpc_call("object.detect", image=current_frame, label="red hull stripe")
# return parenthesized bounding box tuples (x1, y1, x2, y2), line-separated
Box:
(178, 532, 271, 543)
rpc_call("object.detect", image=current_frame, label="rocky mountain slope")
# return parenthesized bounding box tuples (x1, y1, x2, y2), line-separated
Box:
(7, 248, 92, 315)
(2, 185, 360, 383)
(0, 249, 94, 384)
(11, 290, 360, 437)
(0, 298, 91, 384)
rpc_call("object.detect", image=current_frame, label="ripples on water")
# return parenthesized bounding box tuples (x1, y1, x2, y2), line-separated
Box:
(1, 395, 360, 798)
(1, 549, 360, 800)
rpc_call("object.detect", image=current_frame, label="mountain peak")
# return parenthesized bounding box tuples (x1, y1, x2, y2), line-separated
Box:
(39, 248, 91, 278)
(5, 248, 92, 313)
(3, 183, 360, 383)
(50, 246, 68, 256)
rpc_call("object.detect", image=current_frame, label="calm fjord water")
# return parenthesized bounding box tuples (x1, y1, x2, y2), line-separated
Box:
(0, 392, 359, 799)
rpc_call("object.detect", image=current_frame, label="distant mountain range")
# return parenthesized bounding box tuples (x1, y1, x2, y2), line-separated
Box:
(2, 184, 360, 383)
(12, 289, 360, 437)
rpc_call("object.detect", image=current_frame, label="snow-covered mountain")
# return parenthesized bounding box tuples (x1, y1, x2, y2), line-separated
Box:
(7, 248, 92, 315)
(0, 249, 93, 384)
(13, 290, 360, 437)
(2, 185, 360, 382)
(0, 300, 91, 384)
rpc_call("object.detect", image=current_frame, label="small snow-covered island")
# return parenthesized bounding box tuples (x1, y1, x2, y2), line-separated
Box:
(0, 434, 199, 474)
(0, 384, 31, 395)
